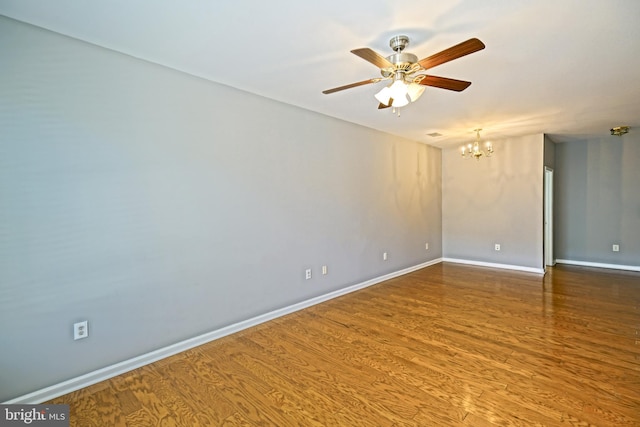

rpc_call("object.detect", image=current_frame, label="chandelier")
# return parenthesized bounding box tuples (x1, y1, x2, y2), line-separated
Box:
(461, 128, 493, 160)
(610, 126, 629, 136)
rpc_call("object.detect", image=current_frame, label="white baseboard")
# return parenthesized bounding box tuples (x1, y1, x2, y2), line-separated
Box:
(442, 258, 545, 274)
(555, 259, 640, 272)
(4, 258, 443, 405)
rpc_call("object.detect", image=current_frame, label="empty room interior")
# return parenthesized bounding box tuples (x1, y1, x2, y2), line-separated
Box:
(1, 1, 639, 426)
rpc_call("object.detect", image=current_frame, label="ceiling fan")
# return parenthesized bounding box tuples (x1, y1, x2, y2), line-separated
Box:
(322, 35, 485, 111)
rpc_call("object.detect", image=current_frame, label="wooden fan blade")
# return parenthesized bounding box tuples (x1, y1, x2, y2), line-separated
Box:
(418, 38, 485, 71)
(378, 98, 394, 109)
(322, 78, 380, 94)
(417, 75, 472, 92)
(351, 48, 394, 69)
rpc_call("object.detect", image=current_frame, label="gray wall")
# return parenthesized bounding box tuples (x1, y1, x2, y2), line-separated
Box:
(442, 134, 544, 269)
(0, 17, 442, 401)
(555, 135, 640, 265)
(544, 134, 555, 169)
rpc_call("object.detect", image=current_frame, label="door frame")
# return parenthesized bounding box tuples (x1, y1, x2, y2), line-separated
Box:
(544, 167, 555, 268)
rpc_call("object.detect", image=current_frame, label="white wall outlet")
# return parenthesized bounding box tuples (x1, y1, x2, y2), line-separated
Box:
(612, 244, 620, 252)
(425, 243, 429, 250)
(74, 320, 88, 340)
(494, 244, 501, 251)
(305, 269, 312, 280)
(383, 252, 388, 261)
(322, 265, 327, 275)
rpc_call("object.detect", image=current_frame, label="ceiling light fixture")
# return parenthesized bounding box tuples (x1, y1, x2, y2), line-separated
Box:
(374, 74, 426, 115)
(610, 126, 629, 136)
(461, 129, 494, 160)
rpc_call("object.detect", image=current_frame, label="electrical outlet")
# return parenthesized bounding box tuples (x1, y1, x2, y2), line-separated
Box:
(425, 243, 429, 250)
(74, 321, 88, 340)
(322, 265, 327, 275)
(383, 252, 388, 261)
(612, 244, 620, 252)
(494, 244, 501, 251)
(305, 269, 312, 280)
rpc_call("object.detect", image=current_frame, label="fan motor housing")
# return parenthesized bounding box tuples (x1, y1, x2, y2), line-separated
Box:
(387, 52, 418, 65)
(381, 52, 418, 77)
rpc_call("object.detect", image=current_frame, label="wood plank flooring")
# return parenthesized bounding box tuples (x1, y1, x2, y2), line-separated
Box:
(49, 263, 640, 426)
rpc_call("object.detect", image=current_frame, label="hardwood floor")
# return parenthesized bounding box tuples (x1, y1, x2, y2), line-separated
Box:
(49, 263, 640, 426)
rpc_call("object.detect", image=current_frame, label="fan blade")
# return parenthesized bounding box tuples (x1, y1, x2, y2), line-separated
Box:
(322, 78, 380, 94)
(378, 98, 394, 109)
(351, 48, 393, 69)
(418, 38, 485, 71)
(417, 75, 472, 92)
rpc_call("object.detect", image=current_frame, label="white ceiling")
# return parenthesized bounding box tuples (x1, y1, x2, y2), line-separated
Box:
(2, 0, 639, 147)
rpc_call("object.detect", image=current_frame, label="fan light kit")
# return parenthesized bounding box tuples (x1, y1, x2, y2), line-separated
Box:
(610, 126, 629, 136)
(461, 129, 493, 160)
(323, 35, 485, 115)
